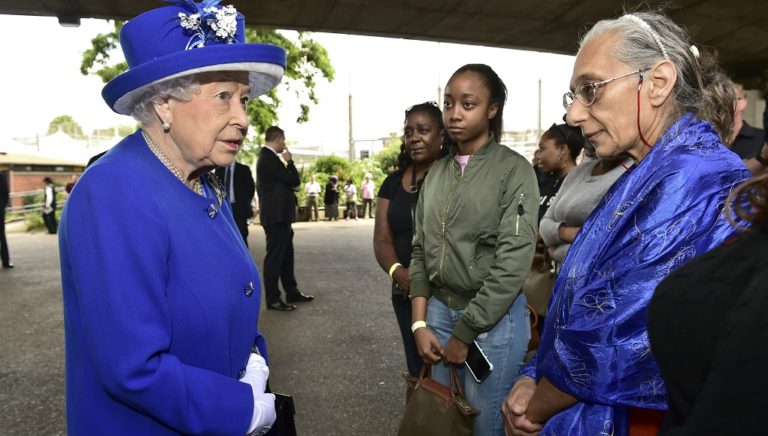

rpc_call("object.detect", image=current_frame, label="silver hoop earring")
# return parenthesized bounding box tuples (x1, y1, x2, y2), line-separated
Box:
(162, 122, 171, 132)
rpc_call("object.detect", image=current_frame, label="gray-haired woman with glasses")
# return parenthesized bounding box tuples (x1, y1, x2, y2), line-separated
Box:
(503, 10, 750, 436)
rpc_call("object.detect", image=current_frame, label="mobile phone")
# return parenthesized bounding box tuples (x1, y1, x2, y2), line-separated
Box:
(465, 340, 493, 383)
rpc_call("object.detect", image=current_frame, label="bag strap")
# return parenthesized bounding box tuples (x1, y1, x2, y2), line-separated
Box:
(527, 304, 539, 329)
(416, 362, 431, 389)
(418, 363, 468, 405)
(449, 365, 464, 399)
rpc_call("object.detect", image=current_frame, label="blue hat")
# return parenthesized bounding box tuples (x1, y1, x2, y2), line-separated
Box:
(102, 0, 286, 115)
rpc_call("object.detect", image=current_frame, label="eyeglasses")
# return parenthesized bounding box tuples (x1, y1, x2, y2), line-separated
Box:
(563, 69, 648, 109)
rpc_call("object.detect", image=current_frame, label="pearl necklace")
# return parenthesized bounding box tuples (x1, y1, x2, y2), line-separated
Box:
(142, 130, 202, 195)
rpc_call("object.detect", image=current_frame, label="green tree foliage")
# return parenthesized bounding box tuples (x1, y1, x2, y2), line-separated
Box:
(296, 153, 395, 207)
(47, 115, 85, 139)
(80, 22, 335, 137)
(373, 131, 404, 173)
(80, 21, 126, 82)
(117, 124, 139, 137)
(311, 156, 350, 179)
(376, 145, 401, 173)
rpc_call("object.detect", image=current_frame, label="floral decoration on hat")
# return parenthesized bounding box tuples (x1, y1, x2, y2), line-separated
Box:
(102, 0, 286, 114)
(175, 0, 239, 48)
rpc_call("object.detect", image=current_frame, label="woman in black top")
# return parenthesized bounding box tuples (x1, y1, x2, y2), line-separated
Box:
(373, 102, 446, 377)
(324, 175, 339, 220)
(648, 174, 768, 435)
(536, 123, 584, 222)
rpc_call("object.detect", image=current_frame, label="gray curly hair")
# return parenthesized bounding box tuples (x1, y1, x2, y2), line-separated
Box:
(129, 76, 202, 125)
(580, 11, 721, 131)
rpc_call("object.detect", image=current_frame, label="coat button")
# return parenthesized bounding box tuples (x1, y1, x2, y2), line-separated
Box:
(206, 203, 218, 219)
(243, 281, 255, 297)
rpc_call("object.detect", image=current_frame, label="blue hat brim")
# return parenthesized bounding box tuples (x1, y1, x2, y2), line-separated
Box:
(102, 43, 286, 115)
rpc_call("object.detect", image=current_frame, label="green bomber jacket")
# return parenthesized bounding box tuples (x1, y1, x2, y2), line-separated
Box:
(409, 135, 540, 344)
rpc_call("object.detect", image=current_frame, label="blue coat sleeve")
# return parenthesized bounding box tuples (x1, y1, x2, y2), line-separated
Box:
(61, 165, 254, 435)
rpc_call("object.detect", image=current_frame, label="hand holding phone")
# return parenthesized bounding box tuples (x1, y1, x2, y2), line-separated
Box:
(465, 340, 493, 383)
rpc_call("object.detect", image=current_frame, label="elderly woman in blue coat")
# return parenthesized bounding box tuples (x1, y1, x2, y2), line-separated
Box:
(58, 2, 286, 434)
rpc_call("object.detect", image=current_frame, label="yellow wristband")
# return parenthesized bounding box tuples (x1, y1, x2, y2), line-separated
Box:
(388, 262, 403, 278)
(410, 320, 427, 333)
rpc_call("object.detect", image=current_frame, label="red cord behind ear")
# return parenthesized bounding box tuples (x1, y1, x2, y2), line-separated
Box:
(637, 76, 654, 149)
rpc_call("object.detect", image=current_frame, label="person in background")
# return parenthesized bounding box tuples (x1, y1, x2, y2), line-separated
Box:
(304, 174, 321, 221)
(360, 173, 375, 218)
(531, 149, 548, 184)
(64, 175, 78, 194)
(215, 159, 256, 246)
(410, 64, 539, 436)
(536, 123, 583, 223)
(648, 173, 768, 435)
(504, 11, 750, 436)
(523, 123, 584, 325)
(744, 141, 768, 175)
(373, 101, 446, 379)
(324, 175, 339, 221)
(0, 172, 12, 268)
(42, 177, 57, 235)
(728, 82, 765, 159)
(59, 1, 285, 433)
(343, 178, 358, 220)
(741, 93, 768, 176)
(539, 147, 627, 266)
(257, 126, 315, 311)
(696, 68, 737, 148)
(86, 150, 108, 168)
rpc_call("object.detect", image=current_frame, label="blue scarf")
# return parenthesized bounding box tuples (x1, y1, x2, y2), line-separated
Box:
(521, 113, 750, 435)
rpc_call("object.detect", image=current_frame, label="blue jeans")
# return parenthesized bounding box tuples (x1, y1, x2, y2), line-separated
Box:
(427, 294, 530, 436)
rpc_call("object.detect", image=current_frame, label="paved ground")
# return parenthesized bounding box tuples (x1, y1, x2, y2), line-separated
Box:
(0, 218, 409, 435)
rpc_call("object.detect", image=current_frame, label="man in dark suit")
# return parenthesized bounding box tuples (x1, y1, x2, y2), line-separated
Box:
(215, 160, 255, 246)
(256, 126, 314, 311)
(0, 172, 12, 268)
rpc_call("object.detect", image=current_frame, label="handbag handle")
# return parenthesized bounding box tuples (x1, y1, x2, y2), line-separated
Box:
(449, 365, 464, 398)
(527, 304, 539, 329)
(417, 363, 468, 407)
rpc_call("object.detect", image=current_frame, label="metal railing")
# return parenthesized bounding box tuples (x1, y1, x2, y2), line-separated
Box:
(5, 188, 64, 222)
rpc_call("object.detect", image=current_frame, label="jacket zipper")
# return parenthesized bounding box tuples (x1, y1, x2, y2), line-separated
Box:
(438, 159, 464, 281)
(515, 193, 525, 236)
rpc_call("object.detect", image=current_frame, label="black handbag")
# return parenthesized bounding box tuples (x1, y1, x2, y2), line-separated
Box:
(264, 389, 296, 436)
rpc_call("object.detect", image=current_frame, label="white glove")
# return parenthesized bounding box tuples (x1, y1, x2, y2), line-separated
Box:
(239, 353, 276, 435)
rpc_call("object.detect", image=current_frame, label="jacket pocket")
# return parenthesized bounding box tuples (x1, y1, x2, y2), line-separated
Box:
(470, 237, 497, 281)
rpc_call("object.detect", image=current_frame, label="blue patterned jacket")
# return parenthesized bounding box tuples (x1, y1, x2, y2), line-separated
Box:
(521, 114, 750, 435)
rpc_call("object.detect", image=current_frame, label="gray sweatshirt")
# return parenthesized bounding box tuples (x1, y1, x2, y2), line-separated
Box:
(539, 158, 627, 263)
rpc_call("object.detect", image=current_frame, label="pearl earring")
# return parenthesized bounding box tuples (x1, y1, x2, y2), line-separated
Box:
(162, 122, 171, 132)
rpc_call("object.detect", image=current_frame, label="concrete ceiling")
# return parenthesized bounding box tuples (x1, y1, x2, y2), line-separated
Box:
(2, 0, 768, 86)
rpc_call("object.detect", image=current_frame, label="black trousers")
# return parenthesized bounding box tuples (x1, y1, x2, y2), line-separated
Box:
(0, 204, 9, 266)
(361, 198, 374, 218)
(43, 211, 57, 234)
(262, 223, 299, 304)
(233, 214, 249, 247)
